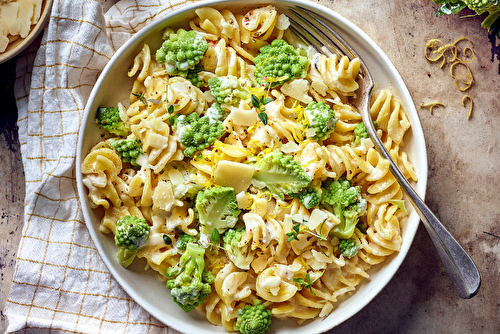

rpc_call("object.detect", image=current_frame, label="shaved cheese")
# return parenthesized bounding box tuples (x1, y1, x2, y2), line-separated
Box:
(214, 160, 255, 194)
(236, 191, 253, 209)
(307, 208, 329, 230)
(0, 0, 45, 53)
(17, 0, 34, 38)
(146, 132, 169, 149)
(152, 181, 182, 211)
(281, 141, 300, 153)
(276, 13, 290, 30)
(0, 3, 19, 35)
(231, 106, 259, 126)
(280, 79, 313, 104)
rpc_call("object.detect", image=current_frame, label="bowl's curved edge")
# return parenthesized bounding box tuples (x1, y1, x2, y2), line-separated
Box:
(76, 1, 428, 333)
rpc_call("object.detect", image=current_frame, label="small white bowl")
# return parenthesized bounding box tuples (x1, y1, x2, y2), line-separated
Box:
(77, 1, 428, 333)
(0, 0, 54, 64)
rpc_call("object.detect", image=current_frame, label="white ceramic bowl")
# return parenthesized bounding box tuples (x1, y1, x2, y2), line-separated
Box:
(76, 1, 428, 333)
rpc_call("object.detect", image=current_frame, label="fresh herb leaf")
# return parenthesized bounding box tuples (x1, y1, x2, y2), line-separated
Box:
(132, 92, 147, 105)
(258, 112, 268, 125)
(168, 104, 175, 114)
(286, 222, 301, 242)
(251, 94, 272, 125)
(210, 229, 220, 243)
(147, 98, 162, 105)
(293, 272, 323, 295)
(163, 234, 173, 245)
(251, 94, 260, 108)
(262, 97, 274, 105)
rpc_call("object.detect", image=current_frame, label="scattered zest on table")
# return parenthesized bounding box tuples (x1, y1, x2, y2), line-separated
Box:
(423, 37, 476, 119)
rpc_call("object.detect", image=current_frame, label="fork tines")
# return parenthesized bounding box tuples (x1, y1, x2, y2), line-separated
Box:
(288, 7, 357, 61)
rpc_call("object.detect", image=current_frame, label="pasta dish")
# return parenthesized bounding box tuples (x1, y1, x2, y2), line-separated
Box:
(81, 5, 418, 333)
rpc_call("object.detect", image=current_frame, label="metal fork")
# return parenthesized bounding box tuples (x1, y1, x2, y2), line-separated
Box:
(287, 6, 480, 299)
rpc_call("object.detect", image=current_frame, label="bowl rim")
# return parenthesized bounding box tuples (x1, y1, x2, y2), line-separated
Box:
(76, 0, 428, 332)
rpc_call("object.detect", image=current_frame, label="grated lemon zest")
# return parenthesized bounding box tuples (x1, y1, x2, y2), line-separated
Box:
(420, 102, 445, 114)
(462, 95, 473, 120)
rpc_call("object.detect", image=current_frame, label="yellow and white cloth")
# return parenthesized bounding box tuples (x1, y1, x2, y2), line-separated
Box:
(5, 0, 203, 332)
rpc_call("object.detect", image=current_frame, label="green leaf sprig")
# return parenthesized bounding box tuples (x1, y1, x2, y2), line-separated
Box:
(251, 94, 273, 125)
(286, 220, 329, 257)
(292, 271, 324, 295)
(163, 234, 173, 245)
(286, 221, 301, 242)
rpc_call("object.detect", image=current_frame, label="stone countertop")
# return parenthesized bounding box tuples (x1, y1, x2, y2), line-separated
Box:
(1, 0, 499, 333)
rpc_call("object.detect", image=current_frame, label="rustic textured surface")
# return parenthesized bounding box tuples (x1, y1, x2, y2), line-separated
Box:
(1, 0, 499, 333)
(0, 55, 25, 331)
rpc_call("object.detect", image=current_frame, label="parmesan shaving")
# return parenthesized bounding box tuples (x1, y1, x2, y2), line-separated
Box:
(0, 0, 44, 53)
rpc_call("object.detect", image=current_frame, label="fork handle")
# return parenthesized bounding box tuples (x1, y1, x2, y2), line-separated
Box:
(387, 149, 481, 299)
(359, 91, 481, 298)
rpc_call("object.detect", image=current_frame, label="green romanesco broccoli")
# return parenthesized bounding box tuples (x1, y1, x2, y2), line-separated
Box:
(338, 235, 361, 258)
(173, 112, 225, 158)
(253, 39, 309, 88)
(429, 0, 500, 37)
(176, 234, 198, 251)
(321, 177, 367, 239)
(291, 186, 321, 209)
(463, 0, 497, 14)
(185, 63, 204, 88)
(303, 101, 338, 141)
(253, 152, 312, 200)
(354, 121, 377, 145)
(96, 106, 129, 136)
(109, 137, 143, 167)
(195, 186, 241, 246)
(156, 28, 208, 77)
(204, 102, 227, 124)
(207, 75, 251, 105)
(223, 227, 255, 270)
(165, 242, 215, 312)
(114, 215, 151, 268)
(234, 299, 272, 334)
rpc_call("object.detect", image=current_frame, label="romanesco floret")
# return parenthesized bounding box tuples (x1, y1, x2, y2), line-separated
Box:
(204, 102, 227, 124)
(165, 242, 215, 312)
(354, 121, 378, 145)
(156, 28, 208, 77)
(234, 299, 272, 334)
(109, 137, 142, 167)
(253, 152, 312, 199)
(223, 228, 255, 270)
(173, 112, 225, 158)
(114, 215, 151, 268)
(195, 186, 241, 245)
(321, 177, 367, 239)
(207, 75, 251, 105)
(176, 234, 198, 251)
(463, 0, 497, 14)
(96, 106, 129, 136)
(253, 39, 309, 88)
(429, 0, 500, 37)
(186, 63, 204, 88)
(338, 236, 361, 258)
(304, 101, 338, 141)
(291, 186, 321, 209)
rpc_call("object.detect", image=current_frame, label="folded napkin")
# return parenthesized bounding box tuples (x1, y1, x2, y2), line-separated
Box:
(5, 0, 204, 332)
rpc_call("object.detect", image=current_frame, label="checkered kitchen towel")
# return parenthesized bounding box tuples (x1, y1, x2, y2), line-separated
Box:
(5, 0, 204, 332)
